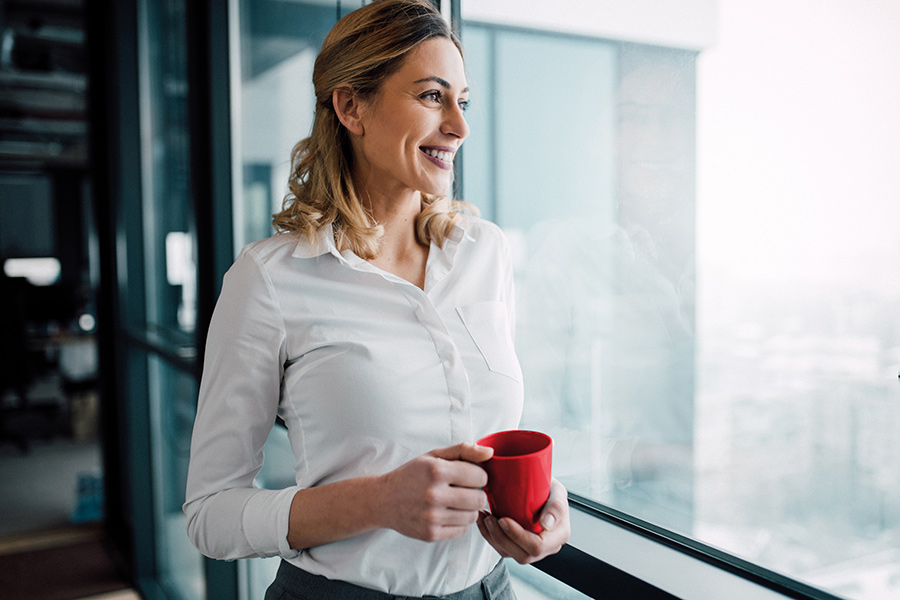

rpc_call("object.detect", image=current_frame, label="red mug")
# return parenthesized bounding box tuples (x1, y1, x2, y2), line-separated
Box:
(477, 430, 553, 533)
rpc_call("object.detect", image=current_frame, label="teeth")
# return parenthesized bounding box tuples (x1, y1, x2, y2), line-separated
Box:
(425, 148, 453, 162)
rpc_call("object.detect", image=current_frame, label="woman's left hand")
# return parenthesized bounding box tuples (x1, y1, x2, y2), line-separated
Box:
(476, 478, 570, 564)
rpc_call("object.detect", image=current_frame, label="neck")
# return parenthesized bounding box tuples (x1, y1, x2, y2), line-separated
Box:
(362, 187, 425, 258)
(359, 188, 429, 290)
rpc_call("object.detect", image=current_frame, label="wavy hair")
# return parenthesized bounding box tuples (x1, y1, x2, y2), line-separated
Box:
(272, 0, 475, 259)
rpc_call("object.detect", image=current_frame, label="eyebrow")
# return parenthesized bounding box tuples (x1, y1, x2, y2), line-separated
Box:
(414, 76, 469, 94)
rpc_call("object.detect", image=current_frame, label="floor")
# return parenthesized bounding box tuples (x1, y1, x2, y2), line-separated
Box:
(0, 438, 138, 600)
(0, 439, 102, 536)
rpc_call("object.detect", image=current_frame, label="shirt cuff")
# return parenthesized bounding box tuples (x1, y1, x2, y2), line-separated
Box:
(241, 487, 302, 559)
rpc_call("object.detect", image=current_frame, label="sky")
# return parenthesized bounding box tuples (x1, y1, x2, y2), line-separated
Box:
(696, 0, 900, 291)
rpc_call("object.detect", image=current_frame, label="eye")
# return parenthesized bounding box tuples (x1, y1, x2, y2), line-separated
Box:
(421, 90, 442, 103)
(420, 90, 470, 112)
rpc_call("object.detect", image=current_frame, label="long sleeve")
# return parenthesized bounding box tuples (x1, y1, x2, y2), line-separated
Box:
(183, 247, 300, 561)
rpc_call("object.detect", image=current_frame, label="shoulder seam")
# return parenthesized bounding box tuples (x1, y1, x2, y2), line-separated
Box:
(240, 246, 290, 364)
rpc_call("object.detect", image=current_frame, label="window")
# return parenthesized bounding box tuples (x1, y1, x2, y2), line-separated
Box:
(462, 1, 900, 599)
(233, 0, 368, 252)
(135, 0, 204, 597)
(147, 353, 203, 600)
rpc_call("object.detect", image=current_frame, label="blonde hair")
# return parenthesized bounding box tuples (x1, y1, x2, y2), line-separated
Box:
(272, 0, 475, 259)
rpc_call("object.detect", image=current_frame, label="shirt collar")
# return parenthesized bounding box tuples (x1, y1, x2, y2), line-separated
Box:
(289, 219, 476, 275)
(426, 219, 475, 289)
(443, 219, 476, 252)
(291, 223, 345, 262)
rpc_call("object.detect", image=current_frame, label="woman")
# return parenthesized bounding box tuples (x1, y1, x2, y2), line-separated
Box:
(184, 1, 570, 598)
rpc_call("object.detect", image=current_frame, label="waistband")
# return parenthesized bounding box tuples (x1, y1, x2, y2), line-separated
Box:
(269, 558, 510, 600)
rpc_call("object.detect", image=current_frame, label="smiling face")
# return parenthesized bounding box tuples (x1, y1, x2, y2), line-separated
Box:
(352, 37, 470, 203)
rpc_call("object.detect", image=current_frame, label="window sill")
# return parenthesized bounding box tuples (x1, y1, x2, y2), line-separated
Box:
(537, 496, 845, 600)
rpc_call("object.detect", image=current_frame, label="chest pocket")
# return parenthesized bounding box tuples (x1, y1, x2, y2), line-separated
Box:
(456, 301, 522, 383)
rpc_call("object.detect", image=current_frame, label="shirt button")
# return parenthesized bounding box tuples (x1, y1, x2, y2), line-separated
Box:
(450, 396, 463, 410)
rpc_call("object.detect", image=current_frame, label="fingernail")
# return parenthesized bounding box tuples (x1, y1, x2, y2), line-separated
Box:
(540, 514, 556, 530)
(498, 519, 511, 532)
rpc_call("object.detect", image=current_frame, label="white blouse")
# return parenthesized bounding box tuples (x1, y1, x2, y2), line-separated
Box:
(183, 217, 524, 596)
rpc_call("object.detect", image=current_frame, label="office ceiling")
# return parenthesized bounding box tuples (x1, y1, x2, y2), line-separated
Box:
(0, 0, 87, 171)
(0, 0, 363, 172)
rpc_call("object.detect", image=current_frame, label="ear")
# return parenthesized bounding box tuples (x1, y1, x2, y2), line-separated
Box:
(332, 86, 365, 136)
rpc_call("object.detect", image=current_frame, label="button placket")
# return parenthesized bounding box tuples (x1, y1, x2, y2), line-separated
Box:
(407, 291, 472, 437)
(405, 290, 474, 594)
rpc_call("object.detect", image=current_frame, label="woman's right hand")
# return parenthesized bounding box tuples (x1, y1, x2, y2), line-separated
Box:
(377, 443, 493, 542)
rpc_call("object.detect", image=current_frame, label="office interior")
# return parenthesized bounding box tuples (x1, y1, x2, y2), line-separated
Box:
(2, 1, 899, 600)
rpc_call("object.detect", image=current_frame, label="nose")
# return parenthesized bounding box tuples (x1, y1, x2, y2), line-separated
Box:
(441, 103, 470, 141)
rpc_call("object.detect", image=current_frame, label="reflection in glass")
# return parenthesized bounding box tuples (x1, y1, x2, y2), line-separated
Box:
(139, 0, 204, 598)
(461, 24, 696, 533)
(234, 0, 367, 253)
(165, 232, 197, 332)
(148, 354, 203, 600)
(462, 1, 900, 598)
(140, 0, 197, 339)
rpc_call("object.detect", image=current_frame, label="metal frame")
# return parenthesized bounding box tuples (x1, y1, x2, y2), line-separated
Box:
(86, 0, 157, 587)
(186, 1, 241, 598)
(550, 496, 845, 600)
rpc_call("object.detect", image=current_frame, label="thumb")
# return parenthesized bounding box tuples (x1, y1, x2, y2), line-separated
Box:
(539, 479, 568, 531)
(430, 442, 494, 463)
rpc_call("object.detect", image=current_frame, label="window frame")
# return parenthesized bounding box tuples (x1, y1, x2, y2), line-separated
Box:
(533, 496, 846, 600)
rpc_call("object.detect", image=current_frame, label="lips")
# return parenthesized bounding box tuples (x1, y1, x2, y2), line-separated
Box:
(420, 146, 455, 170)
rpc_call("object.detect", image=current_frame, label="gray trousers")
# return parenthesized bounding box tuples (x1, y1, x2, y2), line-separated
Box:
(264, 559, 517, 600)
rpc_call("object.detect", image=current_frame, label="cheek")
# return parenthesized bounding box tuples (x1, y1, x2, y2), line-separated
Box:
(378, 127, 415, 157)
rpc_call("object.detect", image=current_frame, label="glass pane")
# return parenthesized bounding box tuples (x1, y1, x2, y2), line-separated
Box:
(140, 0, 198, 346)
(148, 354, 204, 600)
(694, 2, 900, 597)
(462, 1, 900, 599)
(461, 21, 694, 528)
(233, 0, 366, 254)
(139, 0, 204, 597)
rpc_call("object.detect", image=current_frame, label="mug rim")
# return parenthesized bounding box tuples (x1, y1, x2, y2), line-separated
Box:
(477, 429, 552, 459)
